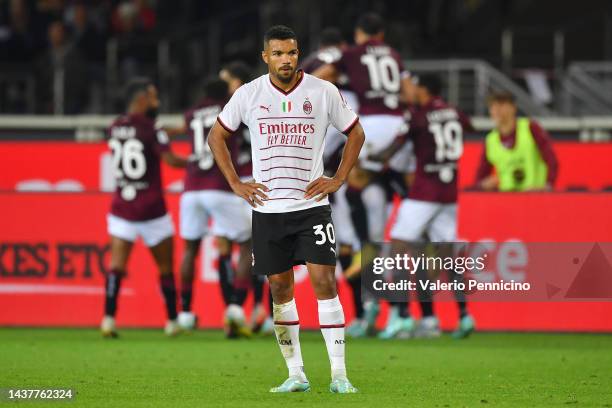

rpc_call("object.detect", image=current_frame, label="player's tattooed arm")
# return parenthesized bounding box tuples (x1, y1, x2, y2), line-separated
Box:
(208, 120, 269, 207)
(312, 64, 339, 83)
(305, 122, 365, 201)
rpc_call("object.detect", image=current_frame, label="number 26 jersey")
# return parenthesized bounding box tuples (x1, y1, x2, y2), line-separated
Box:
(107, 113, 169, 221)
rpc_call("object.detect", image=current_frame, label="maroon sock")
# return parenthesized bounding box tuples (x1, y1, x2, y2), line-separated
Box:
(104, 268, 124, 317)
(160, 275, 178, 320)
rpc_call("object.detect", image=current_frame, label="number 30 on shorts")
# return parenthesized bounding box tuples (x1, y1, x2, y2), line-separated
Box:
(313, 223, 336, 245)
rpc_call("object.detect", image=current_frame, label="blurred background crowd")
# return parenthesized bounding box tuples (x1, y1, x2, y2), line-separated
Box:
(2, 0, 612, 115)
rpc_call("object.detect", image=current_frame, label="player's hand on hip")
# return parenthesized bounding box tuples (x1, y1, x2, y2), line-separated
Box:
(305, 176, 343, 201)
(231, 181, 269, 207)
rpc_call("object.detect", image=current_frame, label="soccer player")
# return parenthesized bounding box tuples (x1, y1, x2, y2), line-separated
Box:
(313, 12, 415, 242)
(208, 25, 365, 393)
(175, 67, 254, 338)
(101, 78, 188, 338)
(377, 74, 476, 339)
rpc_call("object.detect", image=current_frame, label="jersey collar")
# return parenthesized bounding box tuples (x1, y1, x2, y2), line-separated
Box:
(268, 70, 304, 96)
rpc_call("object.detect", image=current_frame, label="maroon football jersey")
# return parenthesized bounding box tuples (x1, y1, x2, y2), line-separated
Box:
(333, 39, 408, 116)
(302, 46, 353, 93)
(406, 97, 473, 203)
(183, 98, 251, 192)
(301, 47, 342, 73)
(107, 113, 169, 221)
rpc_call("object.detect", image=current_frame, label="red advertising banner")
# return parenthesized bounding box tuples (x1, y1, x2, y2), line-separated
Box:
(455, 192, 612, 332)
(1, 140, 612, 331)
(1, 192, 611, 331)
(0, 193, 324, 329)
(1, 141, 611, 192)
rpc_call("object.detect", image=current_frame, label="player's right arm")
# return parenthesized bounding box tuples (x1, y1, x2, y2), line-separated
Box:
(475, 148, 498, 191)
(161, 151, 188, 168)
(400, 76, 416, 104)
(164, 122, 187, 139)
(210, 85, 268, 206)
(153, 128, 188, 168)
(208, 121, 268, 207)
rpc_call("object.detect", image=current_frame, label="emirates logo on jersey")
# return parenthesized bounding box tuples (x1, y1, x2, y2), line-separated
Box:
(303, 98, 312, 115)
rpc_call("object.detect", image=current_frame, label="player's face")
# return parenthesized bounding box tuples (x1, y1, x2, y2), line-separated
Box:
(262, 39, 299, 84)
(354, 28, 368, 45)
(415, 85, 429, 106)
(145, 85, 160, 118)
(354, 28, 383, 45)
(489, 101, 516, 127)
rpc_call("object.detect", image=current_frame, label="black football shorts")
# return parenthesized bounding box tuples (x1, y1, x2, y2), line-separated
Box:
(251, 205, 337, 275)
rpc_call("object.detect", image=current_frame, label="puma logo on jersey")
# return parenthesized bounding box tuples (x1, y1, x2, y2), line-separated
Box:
(278, 339, 292, 345)
(259, 104, 271, 112)
(334, 339, 345, 344)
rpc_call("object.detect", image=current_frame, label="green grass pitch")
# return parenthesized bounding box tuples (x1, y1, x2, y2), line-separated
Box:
(1, 328, 611, 407)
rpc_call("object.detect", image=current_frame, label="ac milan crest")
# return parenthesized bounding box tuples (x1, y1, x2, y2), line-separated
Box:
(303, 98, 312, 115)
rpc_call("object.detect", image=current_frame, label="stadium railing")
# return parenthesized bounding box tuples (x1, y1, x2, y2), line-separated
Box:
(561, 62, 612, 115)
(405, 59, 554, 117)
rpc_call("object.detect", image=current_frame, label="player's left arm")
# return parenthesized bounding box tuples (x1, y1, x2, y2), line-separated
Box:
(305, 122, 365, 201)
(306, 83, 364, 201)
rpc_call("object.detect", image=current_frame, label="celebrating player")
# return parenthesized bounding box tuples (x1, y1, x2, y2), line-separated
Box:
(313, 12, 415, 241)
(377, 74, 476, 339)
(208, 25, 365, 393)
(313, 13, 417, 334)
(101, 78, 188, 338)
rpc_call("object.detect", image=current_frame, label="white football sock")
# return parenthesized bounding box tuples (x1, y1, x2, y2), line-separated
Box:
(318, 296, 347, 380)
(272, 298, 306, 381)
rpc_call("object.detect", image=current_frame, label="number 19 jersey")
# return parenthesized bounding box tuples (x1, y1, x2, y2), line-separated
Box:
(406, 97, 473, 203)
(107, 113, 169, 221)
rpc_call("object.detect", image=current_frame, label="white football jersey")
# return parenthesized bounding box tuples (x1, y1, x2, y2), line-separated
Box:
(217, 71, 359, 213)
